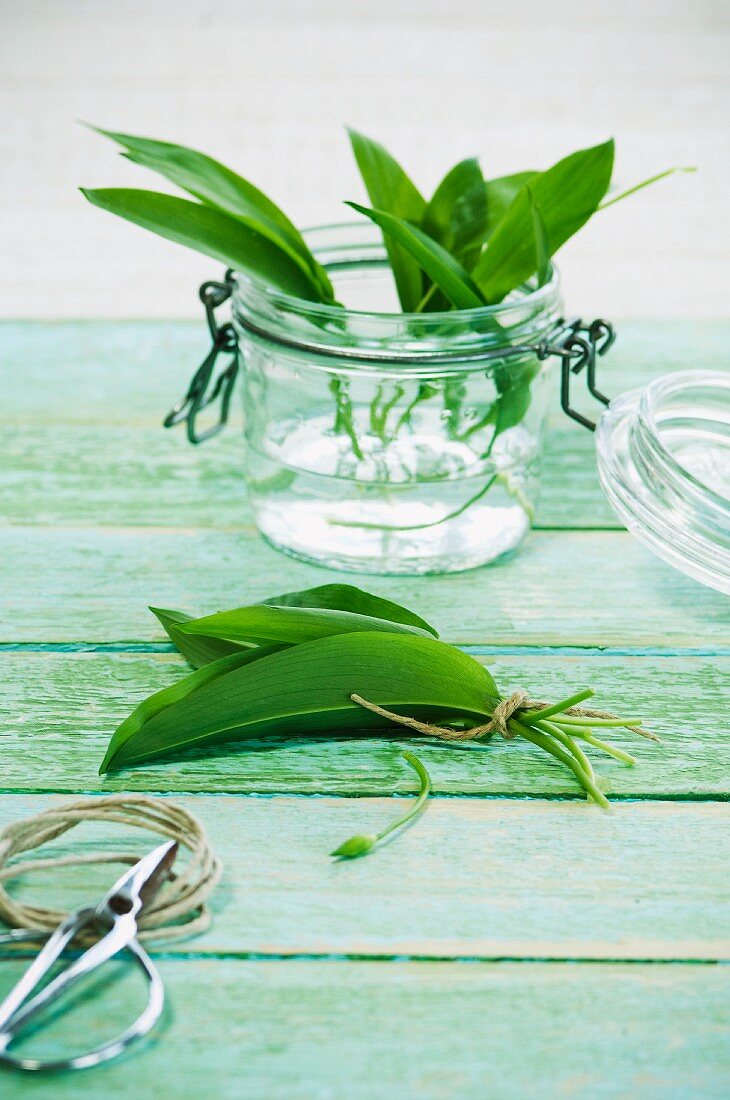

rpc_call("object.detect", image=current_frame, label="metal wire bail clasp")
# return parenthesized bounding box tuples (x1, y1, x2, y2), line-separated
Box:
(164, 271, 239, 444)
(540, 317, 617, 431)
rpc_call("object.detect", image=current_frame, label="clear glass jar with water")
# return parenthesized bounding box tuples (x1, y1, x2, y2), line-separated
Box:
(232, 223, 564, 574)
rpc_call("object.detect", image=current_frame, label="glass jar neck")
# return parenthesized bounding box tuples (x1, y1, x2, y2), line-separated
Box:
(231, 222, 563, 367)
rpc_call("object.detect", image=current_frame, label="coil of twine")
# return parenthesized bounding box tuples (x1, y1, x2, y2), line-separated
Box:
(0, 794, 222, 944)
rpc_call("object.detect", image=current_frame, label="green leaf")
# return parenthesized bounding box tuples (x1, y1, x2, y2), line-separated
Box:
(598, 165, 695, 210)
(347, 129, 427, 311)
(80, 188, 325, 300)
(150, 586, 436, 667)
(493, 358, 540, 434)
(527, 187, 551, 287)
(90, 128, 310, 254)
(100, 645, 282, 773)
(423, 169, 538, 271)
(87, 126, 335, 300)
(422, 158, 488, 260)
(178, 601, 437, 647)
(473, 139, 615, 302)
(100, 631, 499, 771)
(420, 170, 538, 300)
(463, 357, 540, 451)
(483, 172, 536, 239)
(150, 607, 256, 668)
(491, 377, 533, 440)
(346, 203, 486, 311)
(419, 158, 488, 309)
(258, 584, 438, 637)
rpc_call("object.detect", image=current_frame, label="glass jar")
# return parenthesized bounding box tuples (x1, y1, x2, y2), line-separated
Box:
(596, 370, 730, 593)
(231, 223, 564, 575)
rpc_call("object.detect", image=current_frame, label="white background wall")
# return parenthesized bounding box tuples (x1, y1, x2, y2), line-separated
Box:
(1, 0, 728, 319)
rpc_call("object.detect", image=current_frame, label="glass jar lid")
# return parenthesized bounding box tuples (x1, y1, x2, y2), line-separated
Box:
(595, 370, 730, 594)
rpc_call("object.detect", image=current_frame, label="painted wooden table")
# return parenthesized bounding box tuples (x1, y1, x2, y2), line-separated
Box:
(1, 320, 728, 1098)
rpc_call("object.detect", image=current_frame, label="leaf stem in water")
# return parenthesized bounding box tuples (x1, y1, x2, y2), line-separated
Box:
(329, 377, 365, 461)
(394, 382, 438, 434)
(329, 474, 498, 532)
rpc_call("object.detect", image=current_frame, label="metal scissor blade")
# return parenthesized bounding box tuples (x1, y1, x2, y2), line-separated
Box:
(97, 839, 178, 922)
(0, 908, 95, 1033)
(0, 842, 178, 1047)
(1, 912, 138, 1041)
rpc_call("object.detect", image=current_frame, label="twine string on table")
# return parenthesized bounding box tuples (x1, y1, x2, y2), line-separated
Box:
(0, 794, 222, 944)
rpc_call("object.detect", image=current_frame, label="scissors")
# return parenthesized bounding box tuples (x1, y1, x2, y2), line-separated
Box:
(0, 839, 177, 1072)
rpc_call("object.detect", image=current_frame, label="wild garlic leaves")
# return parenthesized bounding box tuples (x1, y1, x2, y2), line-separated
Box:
(345, 202, 486, 310)
(102, 584, 654, 822)
(472, 140, 615, 302)
(81, 187, 326, 300)
(92, 127, 324, 283)
(82, 125, 690, 312)
(82, 128, 335, 303)
(347, 134, 689, 308)
(347, 129, 427, 311)
(422, 158, 490, 265)
(101, 584, 456, 772)
(101, 630, 498, 773)
(150, 583, 437, 668)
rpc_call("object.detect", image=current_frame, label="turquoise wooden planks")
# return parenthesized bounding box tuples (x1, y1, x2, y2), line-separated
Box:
(0, 957, 727, 1099)
(0, 651, 727, 797)
(0, 794, 728, 960)
(0, 527, 726, 646)
(0, 317, 728, 1097)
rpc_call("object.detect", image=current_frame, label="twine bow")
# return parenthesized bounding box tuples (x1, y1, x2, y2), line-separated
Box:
(350, 692, 654, 742)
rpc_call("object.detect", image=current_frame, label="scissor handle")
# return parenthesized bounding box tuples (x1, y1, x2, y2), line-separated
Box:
(0, 928, 165, 1072)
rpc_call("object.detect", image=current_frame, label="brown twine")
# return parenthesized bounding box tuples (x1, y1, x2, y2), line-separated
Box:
(0, 794, 222, 944)
(350, 692, 657, 743)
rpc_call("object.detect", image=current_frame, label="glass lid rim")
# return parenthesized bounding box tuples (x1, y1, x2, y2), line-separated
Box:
(637, 369, 730, 509)
(595, 368, 730, 594)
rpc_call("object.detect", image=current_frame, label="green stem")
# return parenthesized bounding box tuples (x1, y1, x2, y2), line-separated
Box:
(522, 688, 595, 723)
(414, 284, 439, 312)
(330, 751, 431, 859)
(394, 382, 437, 434)
(460, 405, 497, 442)
(378, 384, 405, 441)
(495, 471, 535, 523)
(509, 717, 610, 810)
(443, 378, 466, 440)
(556, 715, 644, 729)
(533, 718, 597, 790)
(377, 751, 431, 840)
(369, 383, 384, 435)
(329, 378, 365, 461)
(572, 731, 637, 766)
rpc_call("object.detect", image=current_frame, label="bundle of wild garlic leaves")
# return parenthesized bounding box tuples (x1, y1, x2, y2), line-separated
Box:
(82, 126, 690, 312)
(103, 585, 655, 836)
